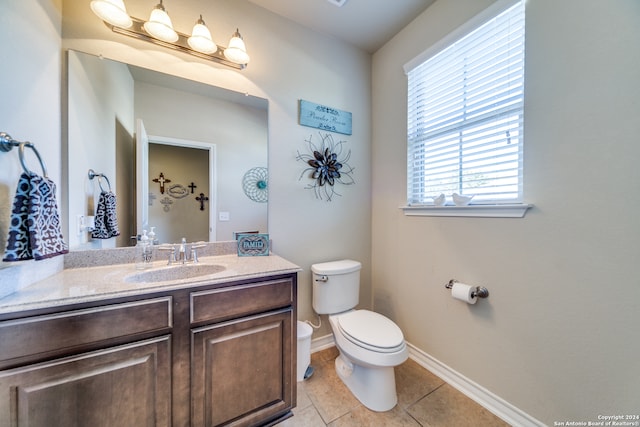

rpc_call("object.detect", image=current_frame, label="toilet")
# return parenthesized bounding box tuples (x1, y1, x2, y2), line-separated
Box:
(311, 259, 408, 412)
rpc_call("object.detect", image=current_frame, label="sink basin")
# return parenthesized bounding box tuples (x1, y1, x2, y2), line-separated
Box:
(124, 263, 226, 283)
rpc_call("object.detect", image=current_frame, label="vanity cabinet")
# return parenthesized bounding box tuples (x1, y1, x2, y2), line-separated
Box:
(0, 272, 297, 427)
(190, 278, 295, 427)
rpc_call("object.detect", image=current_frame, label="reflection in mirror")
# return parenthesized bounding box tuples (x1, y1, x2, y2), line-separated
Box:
(66, 50, 268, 251)
(143, 133, 215, 245)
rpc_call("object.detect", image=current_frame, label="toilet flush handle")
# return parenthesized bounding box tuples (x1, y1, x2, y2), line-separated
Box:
(315, 275, 329, 282)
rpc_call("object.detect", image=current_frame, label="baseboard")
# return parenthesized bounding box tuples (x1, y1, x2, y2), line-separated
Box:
(310, 334, 335, 353)
(309, 336, 543, 427)
(407, 343, 545, 427)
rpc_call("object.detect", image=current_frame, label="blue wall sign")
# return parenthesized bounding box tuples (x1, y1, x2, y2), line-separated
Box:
(299, 100, 352, 135)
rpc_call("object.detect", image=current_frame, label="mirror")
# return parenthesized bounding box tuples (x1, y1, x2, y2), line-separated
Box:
(66, 50, 268, 250)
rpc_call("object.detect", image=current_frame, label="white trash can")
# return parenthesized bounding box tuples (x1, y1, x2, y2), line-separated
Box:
(297, 321, 313, 382)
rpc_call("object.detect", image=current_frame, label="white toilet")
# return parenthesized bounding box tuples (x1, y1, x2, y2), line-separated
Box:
(311, 259, 408, 412)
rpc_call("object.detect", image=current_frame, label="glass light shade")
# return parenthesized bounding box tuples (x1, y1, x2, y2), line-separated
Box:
(90, 0, 133, 28)
(143, 3, 178, 43)
(188, 16, 217, 54)
(224, 29, 250, 65)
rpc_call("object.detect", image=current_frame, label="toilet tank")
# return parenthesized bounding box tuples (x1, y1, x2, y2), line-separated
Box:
(311, 259, 361, 314)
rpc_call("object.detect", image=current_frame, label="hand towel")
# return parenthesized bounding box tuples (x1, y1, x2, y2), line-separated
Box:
(3, 173, 31, 261)
(91, 191, 120, 239)
(103, 191, 120, 237)
(3, 172, 69, 261)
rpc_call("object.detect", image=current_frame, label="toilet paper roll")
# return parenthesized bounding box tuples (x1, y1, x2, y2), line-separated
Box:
(451, 282, 477, 304)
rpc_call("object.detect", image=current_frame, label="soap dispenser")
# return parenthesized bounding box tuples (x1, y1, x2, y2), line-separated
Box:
(148, 227, 158, 246)
(136, 230, 152, 270)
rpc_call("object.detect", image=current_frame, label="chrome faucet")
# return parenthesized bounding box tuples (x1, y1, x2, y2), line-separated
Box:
(159, 238, 206, 265)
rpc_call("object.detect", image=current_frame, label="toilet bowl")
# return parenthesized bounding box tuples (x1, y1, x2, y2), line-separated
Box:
(330, 310, 407, 368)
(311, 260, 408, 412)
(329, 310, 408, 411)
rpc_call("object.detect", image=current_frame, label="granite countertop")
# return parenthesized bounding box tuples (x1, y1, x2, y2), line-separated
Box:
(0, 254, 301, 315)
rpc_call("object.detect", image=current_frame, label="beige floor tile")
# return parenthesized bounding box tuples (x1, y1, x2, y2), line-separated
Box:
(303, 357, 360, 424)
(280, 347, 507, 427)
(395, 359, 445, 409)
(279, 404, 327, 427)
(407, 384, 509, 427)
(295, 381, 314, 412)
(328, 404, 421, 427)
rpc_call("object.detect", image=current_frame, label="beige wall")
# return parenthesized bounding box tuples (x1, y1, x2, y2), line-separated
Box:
(0, 0, 63, 296)
(147, 144, 209, 244)
(372, 0, 640, 424)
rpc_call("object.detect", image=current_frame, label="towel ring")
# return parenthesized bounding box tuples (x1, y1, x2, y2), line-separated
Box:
(88, 169, 112, 192)
(1, 133, 48, 177)
(19, 142, 48, 178)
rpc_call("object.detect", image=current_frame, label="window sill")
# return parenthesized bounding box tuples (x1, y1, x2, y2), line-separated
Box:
(401, 204, 533, 218)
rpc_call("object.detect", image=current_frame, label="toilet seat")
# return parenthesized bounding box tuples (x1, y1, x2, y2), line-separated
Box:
(336, 310, 405, 353)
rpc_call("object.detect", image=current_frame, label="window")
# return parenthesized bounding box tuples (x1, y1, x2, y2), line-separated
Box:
(405, 0, 525, 208)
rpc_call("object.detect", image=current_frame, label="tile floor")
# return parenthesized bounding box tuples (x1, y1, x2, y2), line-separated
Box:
(279, 347, 509, 427)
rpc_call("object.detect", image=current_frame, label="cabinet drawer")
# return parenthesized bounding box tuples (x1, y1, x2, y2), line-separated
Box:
(191, 278, 293, 324)
(0, 297, 172, 364)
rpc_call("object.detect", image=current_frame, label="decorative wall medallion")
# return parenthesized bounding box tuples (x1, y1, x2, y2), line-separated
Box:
(160, 196, 173, 212)
(242, 167, 268, 203)
(296, 132, 355, 201)
(168, 184, 189, 199)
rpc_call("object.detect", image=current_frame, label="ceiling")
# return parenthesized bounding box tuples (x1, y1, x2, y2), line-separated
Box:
(247, 0, 436, 53)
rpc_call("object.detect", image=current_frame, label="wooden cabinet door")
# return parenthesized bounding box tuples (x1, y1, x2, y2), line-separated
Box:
(191, 309, 293, 427)
(0, 336, 171, 427)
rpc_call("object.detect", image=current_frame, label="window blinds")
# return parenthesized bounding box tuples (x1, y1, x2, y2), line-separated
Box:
(406, 1, 525, 205)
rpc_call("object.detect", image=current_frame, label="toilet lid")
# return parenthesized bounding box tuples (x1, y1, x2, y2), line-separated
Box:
(337, 310, 404, 350)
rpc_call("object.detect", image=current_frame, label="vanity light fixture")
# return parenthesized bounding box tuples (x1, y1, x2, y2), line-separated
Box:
(188, 15, 217, 54)
(143, 0, 178, 43)
(90, 0, 250, 70)
(90, 0, 133, 28)
(223, 29, 250, 65)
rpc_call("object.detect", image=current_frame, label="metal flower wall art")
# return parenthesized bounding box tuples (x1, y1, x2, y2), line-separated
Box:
(297, 132, 355, 201)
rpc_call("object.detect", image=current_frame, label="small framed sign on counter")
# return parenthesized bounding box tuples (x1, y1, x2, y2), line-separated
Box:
(299, 99, 352, 135)
(237, 233, 270, 256)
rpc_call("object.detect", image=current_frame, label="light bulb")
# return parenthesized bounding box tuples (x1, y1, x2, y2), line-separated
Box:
(143, 1, 178, 43)
(90, 0, 132, 28)
(188, 15, 217, 54)
(224, 29, 250, 65)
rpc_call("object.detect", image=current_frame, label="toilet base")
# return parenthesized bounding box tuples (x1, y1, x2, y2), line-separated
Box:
(334, 353, 398, 412)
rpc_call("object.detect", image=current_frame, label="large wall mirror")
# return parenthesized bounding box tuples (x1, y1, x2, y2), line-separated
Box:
(66, 50, 268, 251)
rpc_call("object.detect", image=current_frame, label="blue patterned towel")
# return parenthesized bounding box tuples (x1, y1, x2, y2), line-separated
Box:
(3, 172, 69, 261)
(91, 191, 120, 239)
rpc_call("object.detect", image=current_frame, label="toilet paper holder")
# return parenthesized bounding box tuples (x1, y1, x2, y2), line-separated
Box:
(445, 279, 489, 299)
